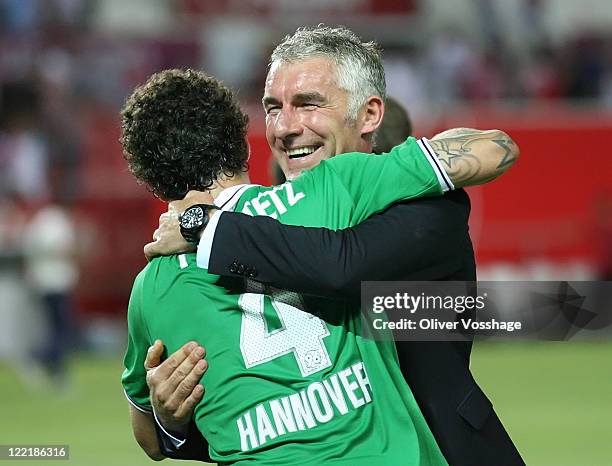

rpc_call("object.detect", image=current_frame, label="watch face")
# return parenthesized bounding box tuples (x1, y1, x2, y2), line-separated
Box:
(181, 206, 204, 229)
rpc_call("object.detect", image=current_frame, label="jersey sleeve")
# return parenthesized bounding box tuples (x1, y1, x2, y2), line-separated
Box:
(322, 137, 453, 223)
(121, 269, 152, 413)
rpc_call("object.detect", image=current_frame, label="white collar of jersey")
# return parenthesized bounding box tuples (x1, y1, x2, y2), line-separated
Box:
(213, 184, 258, 211)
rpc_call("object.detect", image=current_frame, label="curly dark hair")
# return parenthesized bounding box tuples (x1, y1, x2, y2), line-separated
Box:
(120, 69, 249, 200)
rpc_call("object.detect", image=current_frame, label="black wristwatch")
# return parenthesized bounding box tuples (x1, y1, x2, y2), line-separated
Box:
(179, 204, 215, 244)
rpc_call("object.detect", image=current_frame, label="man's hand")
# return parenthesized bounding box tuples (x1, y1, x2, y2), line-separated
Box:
(145, 340, 208, 436)
(144, 212, 193, 261)
(144, 190, 217, 261)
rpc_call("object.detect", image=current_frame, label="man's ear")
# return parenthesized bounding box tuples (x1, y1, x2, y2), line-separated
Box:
(360, 95, 384, 138)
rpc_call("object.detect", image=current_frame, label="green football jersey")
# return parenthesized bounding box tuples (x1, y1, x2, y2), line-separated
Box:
(123, 137, 450, 465)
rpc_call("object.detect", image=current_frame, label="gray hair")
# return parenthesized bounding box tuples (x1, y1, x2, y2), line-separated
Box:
(270, 25, 386, 122)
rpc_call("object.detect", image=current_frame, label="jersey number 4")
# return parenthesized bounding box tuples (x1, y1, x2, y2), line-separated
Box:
(239, 285, 332, 377)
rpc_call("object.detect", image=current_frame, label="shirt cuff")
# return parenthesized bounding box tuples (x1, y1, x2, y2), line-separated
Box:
(196, 210, 224, 269)
(123, 389, 152, 413)
(152, 407, 187, 449)
(417, 137, 454, 192)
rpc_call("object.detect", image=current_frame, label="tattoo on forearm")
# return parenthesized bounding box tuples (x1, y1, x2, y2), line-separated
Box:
(492, 137, 517, 169)
(429, 131, 516, 186)
(428, 136, 483, 185)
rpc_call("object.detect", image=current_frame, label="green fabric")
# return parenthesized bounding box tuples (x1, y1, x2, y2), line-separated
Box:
(122, 137, 448, 465)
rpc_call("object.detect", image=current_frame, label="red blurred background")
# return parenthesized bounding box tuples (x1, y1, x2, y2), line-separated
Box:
(72, 105, 612, 314)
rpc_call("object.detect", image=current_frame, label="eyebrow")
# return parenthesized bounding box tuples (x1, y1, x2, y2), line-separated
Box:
(262, 96, 280, 108)
(261, 92, 327, 108)
(293, 92, 326, 105)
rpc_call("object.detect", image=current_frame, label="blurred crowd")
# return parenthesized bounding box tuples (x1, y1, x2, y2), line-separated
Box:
(1, 0, 612, 208)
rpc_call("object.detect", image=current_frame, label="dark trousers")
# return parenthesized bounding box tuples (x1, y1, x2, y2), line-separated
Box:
(38, 292, 72, 377)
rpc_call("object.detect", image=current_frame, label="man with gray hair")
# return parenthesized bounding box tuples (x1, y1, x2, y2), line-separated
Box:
(136, 25, 523, 465)
(263, 25, 388, 180)
(273, 26, 387, 110)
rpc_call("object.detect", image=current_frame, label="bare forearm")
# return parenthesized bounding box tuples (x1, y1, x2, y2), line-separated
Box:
(129, 406, 165, 461)
(429, 128, 519, 187)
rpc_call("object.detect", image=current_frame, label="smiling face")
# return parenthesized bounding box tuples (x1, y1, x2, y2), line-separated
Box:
(263, 57, 370, 180)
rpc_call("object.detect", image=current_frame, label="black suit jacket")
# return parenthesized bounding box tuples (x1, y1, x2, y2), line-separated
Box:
(157, 190, 524, 466)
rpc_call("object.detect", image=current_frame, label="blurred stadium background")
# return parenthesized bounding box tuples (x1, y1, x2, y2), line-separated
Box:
(0, 0, 611, 465)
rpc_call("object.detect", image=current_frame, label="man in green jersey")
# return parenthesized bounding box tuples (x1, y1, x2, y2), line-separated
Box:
(120, 66, 516, 464)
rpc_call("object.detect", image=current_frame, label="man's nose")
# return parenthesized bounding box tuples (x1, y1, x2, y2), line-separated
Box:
(273, 108, 303, 140)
